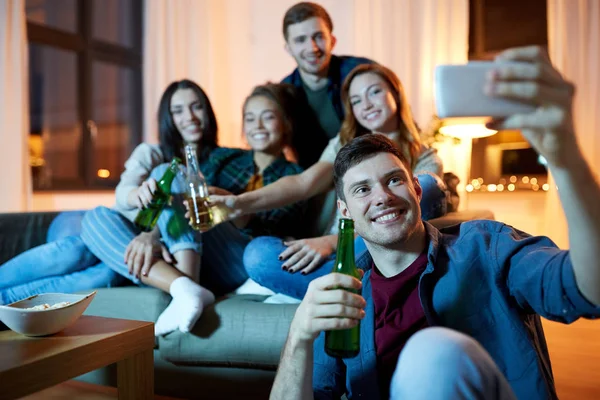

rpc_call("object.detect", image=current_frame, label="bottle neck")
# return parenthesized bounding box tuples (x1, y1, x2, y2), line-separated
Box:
(158, 166, 178, 193)
(337, 227, 355, 255)
(185, 146, 203, 175)
(333, 224, 355, 271)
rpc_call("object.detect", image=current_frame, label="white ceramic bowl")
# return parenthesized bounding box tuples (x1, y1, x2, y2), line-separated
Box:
(0, 292, 96, 336)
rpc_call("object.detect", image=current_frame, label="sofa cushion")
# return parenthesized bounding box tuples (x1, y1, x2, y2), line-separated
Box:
(83, 287, 170, 323)
(159, 294, 298, 369)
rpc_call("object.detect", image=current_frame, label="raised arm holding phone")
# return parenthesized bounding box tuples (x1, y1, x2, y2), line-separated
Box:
(270, 45, 600, 400)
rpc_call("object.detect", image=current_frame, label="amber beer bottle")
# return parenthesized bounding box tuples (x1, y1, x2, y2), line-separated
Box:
(183, 144, 218, 231)
(134, 157, 182, 232)
(325, 218, 361, 358)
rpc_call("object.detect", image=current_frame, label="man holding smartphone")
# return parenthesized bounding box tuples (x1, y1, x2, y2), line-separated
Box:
(270, 45, 600, 400)
(281, 2, 374, 168)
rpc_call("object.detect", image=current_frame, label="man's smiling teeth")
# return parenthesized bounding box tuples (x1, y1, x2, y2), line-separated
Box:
(375, 212, 398, 222)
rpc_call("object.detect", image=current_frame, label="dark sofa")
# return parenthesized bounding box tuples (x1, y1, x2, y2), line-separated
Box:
(0, 208, 494, 399)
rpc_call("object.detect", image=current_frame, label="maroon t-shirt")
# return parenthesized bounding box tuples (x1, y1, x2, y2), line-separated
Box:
(370, 251, 429, 396)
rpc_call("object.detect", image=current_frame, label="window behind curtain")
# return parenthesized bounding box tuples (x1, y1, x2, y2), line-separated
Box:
(26, 0, 143, 190)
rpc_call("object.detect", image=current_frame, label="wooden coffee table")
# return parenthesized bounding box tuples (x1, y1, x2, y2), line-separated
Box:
(0, 315, 154, 400)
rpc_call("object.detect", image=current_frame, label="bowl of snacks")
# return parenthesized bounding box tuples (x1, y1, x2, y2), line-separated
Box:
(0, 292, 96, 336)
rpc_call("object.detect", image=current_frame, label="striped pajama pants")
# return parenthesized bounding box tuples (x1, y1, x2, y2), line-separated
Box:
(81, 167, 250, 298)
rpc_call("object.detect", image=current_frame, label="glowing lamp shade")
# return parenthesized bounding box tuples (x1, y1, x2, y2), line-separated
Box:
(439, 124, 497, 139)
(438, 117, 498, 139)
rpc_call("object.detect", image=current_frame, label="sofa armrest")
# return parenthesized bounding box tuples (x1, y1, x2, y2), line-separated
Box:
(0, 211, 61, 264)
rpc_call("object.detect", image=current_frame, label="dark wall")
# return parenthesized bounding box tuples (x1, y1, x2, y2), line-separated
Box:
(469, 0, 548, 60)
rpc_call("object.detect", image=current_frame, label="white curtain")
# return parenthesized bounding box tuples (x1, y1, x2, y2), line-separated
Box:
(0, 0, 32, 212)
(143, 0, 469, 150)
(546, 0, 600, 248)
(352, 0, 469, 126)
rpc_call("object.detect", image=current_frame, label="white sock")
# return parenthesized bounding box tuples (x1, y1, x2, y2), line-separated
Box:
(233, 278, 276, 296)
(154, 276, 215, 336)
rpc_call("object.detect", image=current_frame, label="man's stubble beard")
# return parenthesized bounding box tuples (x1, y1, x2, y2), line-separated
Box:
(298, 54, 331, 78)
(362, 210, 422, 250)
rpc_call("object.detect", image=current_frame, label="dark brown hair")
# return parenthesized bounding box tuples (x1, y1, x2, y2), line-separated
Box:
(158, 79, 218, 161)
(339, 64, 422, 169)
(282, 2, 333, 40)
(333, 134, 411, 201)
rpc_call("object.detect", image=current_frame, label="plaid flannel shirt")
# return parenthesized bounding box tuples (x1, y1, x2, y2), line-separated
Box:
(202, 147, 306, 239)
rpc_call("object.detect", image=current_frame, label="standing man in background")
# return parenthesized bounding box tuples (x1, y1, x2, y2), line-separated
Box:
(281, 2, 374, 168)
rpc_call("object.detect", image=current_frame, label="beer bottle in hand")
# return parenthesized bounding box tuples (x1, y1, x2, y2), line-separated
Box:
(325, 218, 361, 358)
(134, 157, 182, 232)
(184, 144, 214, 231)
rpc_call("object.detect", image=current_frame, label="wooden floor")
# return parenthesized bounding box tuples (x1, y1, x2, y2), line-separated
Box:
(542, 318, 600, 399)
(18, 319, 600, 399)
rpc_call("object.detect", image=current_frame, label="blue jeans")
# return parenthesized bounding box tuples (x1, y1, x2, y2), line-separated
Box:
(416, 173, 448, 221)
(0, 211, 123, 305)
(243, 173, 447, 299)
(244, 236, 371, 299)
(46, 210, 87, 241)
(195, 221, 251, 296)
(390, 327, 516, 399)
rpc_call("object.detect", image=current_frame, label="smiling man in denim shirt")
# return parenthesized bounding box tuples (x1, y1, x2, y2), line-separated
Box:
(270, 45, 600, 400)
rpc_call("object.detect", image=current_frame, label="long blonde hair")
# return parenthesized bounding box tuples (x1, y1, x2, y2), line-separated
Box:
(339, 64, 422, 169)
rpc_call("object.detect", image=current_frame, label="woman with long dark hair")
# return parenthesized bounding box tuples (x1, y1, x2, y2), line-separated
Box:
(0, 79, 219, 306)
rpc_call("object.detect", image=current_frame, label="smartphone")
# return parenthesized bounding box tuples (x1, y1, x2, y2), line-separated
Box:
(434, 61, 536, 119)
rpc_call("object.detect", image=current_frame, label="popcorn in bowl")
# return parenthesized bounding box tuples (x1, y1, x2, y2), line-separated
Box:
(0, 292, 96, 336)
(25, 301, 71, 311)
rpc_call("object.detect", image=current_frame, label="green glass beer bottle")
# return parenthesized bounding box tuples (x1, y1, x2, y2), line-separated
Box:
(325, 218, 361, 358)
(134, 157, 182, 232)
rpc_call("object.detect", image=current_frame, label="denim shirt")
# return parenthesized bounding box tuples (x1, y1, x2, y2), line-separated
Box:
(282, 55, 374, 168)
(313, 220, 600, 400)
